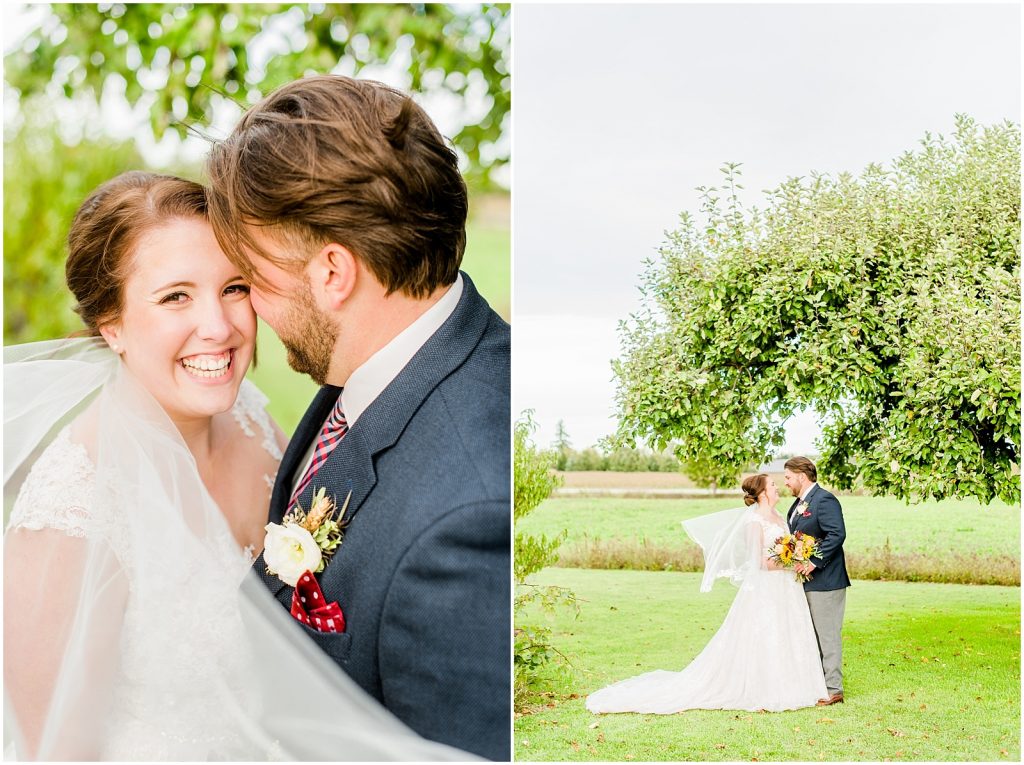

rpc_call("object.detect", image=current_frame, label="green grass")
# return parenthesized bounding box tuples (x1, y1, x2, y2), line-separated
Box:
(246, 207, 509, 435)
(462, 215, 510, 321)
(516, 568, 1020, 761)
(520, 495, 1021, 559)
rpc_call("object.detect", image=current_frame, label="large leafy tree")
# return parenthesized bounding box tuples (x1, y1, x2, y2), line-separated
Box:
(4, 3, 510, 188)
(613, 116, 1020, 504)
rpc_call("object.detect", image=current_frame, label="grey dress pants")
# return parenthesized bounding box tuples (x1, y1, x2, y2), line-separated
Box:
(805, 588, 847, 695)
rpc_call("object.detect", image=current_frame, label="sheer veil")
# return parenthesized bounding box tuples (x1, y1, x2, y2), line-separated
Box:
(4, 338, 473, 761)
(682, 506, 764, 592)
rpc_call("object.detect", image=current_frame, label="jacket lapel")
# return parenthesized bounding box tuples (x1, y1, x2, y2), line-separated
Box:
(787, 497, 800, 529)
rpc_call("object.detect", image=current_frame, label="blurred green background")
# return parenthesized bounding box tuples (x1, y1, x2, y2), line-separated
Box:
(4, 3, 510, 434)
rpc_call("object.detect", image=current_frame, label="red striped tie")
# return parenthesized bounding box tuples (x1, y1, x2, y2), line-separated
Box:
(288, 397, 348, 512)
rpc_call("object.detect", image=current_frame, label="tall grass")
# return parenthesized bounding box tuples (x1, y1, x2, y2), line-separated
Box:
(556, 536, 1020, 586)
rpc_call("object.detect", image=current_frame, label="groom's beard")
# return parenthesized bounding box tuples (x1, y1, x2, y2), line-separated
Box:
(280, 282, 338, 387)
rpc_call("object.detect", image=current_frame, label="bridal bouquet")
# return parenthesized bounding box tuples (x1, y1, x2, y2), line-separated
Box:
(768, 531, 820, 583)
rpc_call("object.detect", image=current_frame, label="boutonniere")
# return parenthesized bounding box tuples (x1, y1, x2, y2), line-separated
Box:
(798, 499, 811, 518)
(264, 488, 350, 587)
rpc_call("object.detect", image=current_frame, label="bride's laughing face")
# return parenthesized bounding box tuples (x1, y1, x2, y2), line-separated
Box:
(100, 218, 257, 422)
(764, 479, 780, 506)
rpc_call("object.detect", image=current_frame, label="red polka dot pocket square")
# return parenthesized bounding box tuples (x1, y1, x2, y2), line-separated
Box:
(290, 570, 346, 633)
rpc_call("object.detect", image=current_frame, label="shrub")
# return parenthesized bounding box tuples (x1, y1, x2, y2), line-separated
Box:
(514, 412, 575, 710)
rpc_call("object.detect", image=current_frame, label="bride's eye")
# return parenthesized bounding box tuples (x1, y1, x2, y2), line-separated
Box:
(159, 291, 189, 305)
(224, 283, 251, 297)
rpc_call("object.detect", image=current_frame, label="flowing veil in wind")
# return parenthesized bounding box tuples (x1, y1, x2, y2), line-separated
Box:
(682, 506, 761, 592)
(4, 338, 472, 761)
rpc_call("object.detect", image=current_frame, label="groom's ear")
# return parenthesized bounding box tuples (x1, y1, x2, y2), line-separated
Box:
(309, 243, 358, 309)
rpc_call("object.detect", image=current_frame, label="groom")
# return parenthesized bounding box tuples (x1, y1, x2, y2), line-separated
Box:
(206, 76, 509, 760)
(783, 456, 850, 706)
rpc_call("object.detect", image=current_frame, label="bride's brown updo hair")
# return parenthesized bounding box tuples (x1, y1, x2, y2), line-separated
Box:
(65, 171, 208, 335)
(741, 473, 769, 506)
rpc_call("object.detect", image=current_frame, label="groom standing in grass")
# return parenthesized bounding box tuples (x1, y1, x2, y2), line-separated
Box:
(206, 75, 509, 759)
(784, 456, 851, 706)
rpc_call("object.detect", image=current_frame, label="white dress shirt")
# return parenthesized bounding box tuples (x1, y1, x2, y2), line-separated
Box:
(290, 275, 464, 496)
(789, 481, 818, 525)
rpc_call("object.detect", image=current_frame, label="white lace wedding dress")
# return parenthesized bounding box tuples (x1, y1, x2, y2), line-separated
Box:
(6, 382, 281, 759)
(586, 512, 828, 713)
(4, 339, 469, 761)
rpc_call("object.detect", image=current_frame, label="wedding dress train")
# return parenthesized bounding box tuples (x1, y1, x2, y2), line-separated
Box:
(586, 511, 827, 713)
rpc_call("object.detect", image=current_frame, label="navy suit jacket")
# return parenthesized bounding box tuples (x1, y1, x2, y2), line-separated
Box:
(786, 484, 851, 592)
(255, 273, 510, 760)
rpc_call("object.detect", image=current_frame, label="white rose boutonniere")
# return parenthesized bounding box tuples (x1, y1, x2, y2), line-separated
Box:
(264, 488, 349, 587)
(264, 523, 322, 587)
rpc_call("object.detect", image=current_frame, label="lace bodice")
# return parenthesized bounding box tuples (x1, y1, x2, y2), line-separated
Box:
(232, 381, 283, 462)
(5, 380, 284, 759)
(7, 428, 101, 540)
(750, 512, 788, 540)
(8, 380, 280, 540)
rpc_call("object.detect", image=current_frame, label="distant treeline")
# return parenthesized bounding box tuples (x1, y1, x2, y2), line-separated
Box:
(554, 447, 680, 473)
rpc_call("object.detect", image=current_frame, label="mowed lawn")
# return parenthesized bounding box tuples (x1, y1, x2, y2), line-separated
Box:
(516, 568, 1020, 762)
(518, 495, 1020, 560)
(248, 208, 509, 434)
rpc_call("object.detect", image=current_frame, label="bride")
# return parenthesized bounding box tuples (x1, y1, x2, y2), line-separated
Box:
(586, 474, 828, 714)
(3, 172, 469, 760)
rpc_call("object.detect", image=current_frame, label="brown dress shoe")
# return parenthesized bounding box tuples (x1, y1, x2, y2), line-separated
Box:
(816, 693, 844, 706)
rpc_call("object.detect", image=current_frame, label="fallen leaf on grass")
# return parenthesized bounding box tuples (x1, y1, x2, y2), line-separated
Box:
(817, 718, 836, 724)
(588, 722, 600, 729)
(597, 733, 605, 743)
(792, 726, 801, 733)
(714, 743, 726, 750)
(919, 704, 927, 710)
(570, 741, 580, 752)
(887, 729, 905, 737)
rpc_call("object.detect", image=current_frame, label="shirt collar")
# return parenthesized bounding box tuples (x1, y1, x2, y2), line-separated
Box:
(800, 482, 818, 501)
(340, 274, 463, 427)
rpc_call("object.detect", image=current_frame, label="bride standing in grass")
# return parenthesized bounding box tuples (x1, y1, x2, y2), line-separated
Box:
(586, 473, 827, 713)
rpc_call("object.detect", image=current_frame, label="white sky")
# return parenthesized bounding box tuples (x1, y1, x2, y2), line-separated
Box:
(513, 2, 1021, 451)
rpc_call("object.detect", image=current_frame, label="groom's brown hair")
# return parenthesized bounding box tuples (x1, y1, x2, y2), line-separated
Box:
(206, 75, 467, 298)
(784, 456, 817, 482)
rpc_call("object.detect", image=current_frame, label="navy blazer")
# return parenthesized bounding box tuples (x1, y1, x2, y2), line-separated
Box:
(255, 273, 510, 760)
(786, 484, 851, 592)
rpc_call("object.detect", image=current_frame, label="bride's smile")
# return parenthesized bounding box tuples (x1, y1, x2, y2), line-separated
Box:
(179, 348, 236, 380)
